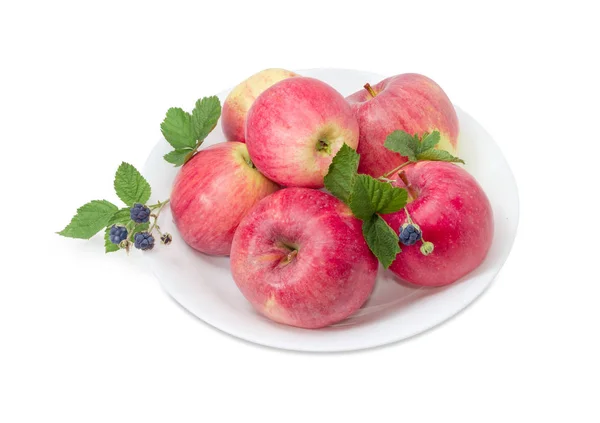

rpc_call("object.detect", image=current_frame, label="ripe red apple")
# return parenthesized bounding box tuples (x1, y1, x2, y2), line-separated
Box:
(346, 73, 459, 177)
(170, 142, 279, 256)
(245, 77, 359, 188)
(221, 68, 298, 143)
(230, 188, 378, 329)
(382, 161, 493, 287)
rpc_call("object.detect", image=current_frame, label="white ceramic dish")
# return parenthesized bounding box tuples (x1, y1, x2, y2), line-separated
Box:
(142, 68, 519, 352)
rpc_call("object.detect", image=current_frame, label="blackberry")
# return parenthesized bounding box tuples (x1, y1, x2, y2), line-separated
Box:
(399, 223, 422, 246)
(109, 225, 128, 245)
(130, 203, 150, 223)
(134, 232, 155, 251)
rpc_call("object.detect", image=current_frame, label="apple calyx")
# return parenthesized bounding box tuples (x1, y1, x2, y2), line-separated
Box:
(316, 138, 332, 155)
(363, 83, 378, 98)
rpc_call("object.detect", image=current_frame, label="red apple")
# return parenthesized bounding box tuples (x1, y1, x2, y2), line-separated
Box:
(170, 142, 279, 256)
(221, 68, 298, 143)
(245, 77, 359, 188)
(230, 188, 378, 329)
(383, 161, 493, 287)
(346, 73, 459, 178)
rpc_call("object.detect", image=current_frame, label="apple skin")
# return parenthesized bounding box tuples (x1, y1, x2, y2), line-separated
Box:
(346, 73, 459, 178)
(230, 188, 378, 329)
(382, 161, 493, 287)
(221, 68, 298, 143)
(170, 142, 279, 256)
(245, 77, 359, 188)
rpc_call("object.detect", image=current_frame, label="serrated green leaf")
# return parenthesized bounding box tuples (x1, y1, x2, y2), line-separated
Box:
(362, 215, 401, 268)
(192, 96, 221, 141)
(416, 149, 465, 164)
(323, 144, 360, 204)
(384, 130, 418, 161)
(160, 108, 196, 149)
(164, 148, 194, 166)
(107, 208, 131, 226)
(419, 131, 441, 153)
(131, 222, 150, 237)
(350, 175, 408, 220)
(58, 200, 118, 239)
(113, 162, 151, 206)
(104, 227, 120, 253)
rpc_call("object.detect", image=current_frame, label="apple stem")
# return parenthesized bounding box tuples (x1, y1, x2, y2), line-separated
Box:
(279, 249, 298, 267)
(364, 83, 377, 98)
(398, 171, 418, 201)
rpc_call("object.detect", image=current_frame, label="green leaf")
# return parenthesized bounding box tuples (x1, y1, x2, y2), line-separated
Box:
(58, 200, 118, 239)
(164, 148, 194, 166)
(107, 208, 131, 226)
(104, 227, 120, 253)
(349, 175, 408, 220)
(192, 96, 221, 141)
(131, 222, 150, 237)
(384, 130, 418, 161)
(416, 149, 465, 164)
(419, 131, 441, 153)
(160, 108, 196, 149)
(113, 162, 151, 206)
(323, 144, 360, 204)
(362, 215, 401, 268)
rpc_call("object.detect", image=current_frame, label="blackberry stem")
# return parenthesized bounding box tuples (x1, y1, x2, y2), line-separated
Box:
(148, 200, 169, 234)
(404, 207, 414, 225)
(148, 199, 170, 210)
(381, 161, 414, 179)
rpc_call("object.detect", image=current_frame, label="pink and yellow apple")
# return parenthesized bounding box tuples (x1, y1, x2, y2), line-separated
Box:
(383, 161, 493, 287)
(230, 188, 378, 329)
(170, 142, 279, 256)
(221, 68, 298, 143)
(346, 73, 459, 177)
(245, 77, 359, 188)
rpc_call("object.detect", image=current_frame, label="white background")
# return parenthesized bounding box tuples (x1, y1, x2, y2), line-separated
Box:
(1, 1, 598, 422)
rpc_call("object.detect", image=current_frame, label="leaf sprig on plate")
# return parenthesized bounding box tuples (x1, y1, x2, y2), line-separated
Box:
(58, 95, 223, 252)
(161, 96, 221, 166)
(57, 163, 171, 253)
(324, 130, 464, 267)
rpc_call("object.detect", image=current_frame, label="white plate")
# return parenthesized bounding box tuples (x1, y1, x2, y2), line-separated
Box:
(143, 68, 519, 352)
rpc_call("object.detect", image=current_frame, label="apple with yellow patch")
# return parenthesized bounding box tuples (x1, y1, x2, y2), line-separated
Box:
(170, 142, 279, 256)
(245, 77, 359, 188)
(346, 73, 459, 177)
(221, 68, 298, 143)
